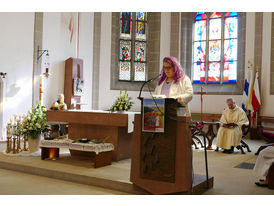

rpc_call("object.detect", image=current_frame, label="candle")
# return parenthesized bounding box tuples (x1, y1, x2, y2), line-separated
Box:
(39, 75, 43, 102)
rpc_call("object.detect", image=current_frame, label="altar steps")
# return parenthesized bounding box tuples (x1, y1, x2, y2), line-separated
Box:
(0, 157, 213, 195)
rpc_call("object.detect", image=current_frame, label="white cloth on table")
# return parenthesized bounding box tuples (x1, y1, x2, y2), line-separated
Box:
(40, 139, 114, 155)
(125, 112, 136, 133)
(216, 105, 249, 150)
(253, 146, 274, 177)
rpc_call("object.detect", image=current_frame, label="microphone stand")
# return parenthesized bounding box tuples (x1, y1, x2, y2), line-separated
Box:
(138, 74, 160, 100)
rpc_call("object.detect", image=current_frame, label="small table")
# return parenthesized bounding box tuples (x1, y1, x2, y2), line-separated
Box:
(40, 139, 114, 168)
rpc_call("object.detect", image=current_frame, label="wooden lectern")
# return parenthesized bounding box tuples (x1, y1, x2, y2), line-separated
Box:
(130, 98, 192, 194)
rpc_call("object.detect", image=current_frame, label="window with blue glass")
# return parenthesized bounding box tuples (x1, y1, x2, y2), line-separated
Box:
(192, 12, 238, 84)
(119, 12, 148, 82)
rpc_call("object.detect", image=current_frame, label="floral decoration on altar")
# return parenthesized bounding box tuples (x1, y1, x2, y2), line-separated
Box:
(110, 90, 133, 112)
(21, 102, 48, 139)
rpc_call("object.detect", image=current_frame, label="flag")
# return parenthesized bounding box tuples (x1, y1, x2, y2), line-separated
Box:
(242, 63, 254, 112)
(251, 71, 261, 123)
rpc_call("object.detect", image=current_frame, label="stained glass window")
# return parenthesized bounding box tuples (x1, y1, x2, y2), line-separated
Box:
(193, 62, 206, 83)
(135, 41, 146, 62)
(194, 20, 207, 41)
(193, 12, 207, 83)
(209, 40, 221, 61)
(119, 12, 148, 81)
(120, 12, 132, 39)
(119, 40, 131, 61)
(193, 41, 206, 62)
(192, 12, 238, 84)
(134, 62, 146, 81)
(224, 12, 238, 83)
(209, 18, 221, 40)
(119, 62, 131, 81)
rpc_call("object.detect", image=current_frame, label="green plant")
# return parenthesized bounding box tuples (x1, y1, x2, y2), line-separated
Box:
(110, 90, 133, 112)
(22, 102, 47, 139)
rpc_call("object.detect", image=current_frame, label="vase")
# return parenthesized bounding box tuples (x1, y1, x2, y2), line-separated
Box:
(28, 134, 41, 153)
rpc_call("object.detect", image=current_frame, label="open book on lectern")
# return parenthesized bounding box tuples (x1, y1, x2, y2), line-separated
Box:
(151, 95, 185, 108)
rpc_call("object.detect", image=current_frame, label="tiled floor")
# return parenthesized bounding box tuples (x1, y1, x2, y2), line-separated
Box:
(1, 139, 274, 195)
(0, 168, 130, 195)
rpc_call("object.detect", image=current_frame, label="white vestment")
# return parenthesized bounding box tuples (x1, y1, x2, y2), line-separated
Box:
(154, 76, 193, 117)
(216, 105, 249, 149)
(253, 146, 274, 176)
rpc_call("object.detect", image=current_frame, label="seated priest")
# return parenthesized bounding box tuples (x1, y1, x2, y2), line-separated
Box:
(154, 56, 193, 116)
(216, 97, 249, 154)
(253, 144, 274, 187)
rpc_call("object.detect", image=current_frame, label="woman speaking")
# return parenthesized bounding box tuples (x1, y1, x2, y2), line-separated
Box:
(154, 56, 193, 116)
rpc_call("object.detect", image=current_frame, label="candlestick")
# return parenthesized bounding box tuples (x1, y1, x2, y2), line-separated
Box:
(12, 137, 16, 154)
(23, 136, 28, 151)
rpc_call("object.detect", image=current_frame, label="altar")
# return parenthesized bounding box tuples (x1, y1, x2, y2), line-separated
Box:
(46, 110, 136, 161)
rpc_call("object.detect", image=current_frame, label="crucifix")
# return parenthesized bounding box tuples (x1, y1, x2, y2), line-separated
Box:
(199, 87, 206, 122)
(197, 86, 209, 188)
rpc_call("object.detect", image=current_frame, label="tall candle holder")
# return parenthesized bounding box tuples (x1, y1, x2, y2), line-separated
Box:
(6, 136, 11, 153)
(23, 136, 28, 151)
(12, 136, 16, 154)
(16, 136, 21, 153)
(6, 123, 12, 153)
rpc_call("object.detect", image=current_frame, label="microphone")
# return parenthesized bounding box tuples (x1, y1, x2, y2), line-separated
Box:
(138, 74, 161, 100)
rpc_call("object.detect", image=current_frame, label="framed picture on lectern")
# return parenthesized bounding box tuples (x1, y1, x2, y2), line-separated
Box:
(142, 98, 165, 132)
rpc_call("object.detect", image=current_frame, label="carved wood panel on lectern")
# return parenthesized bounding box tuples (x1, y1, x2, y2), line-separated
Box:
(140, 99, 177, 183)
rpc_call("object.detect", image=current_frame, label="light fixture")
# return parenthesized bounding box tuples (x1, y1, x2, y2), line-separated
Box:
(0, 72, 7, 78)
(37, 45, 48, 64)
(43, 52, 52, 78)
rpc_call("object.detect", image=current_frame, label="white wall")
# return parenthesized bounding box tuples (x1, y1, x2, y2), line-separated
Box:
(42, 12, 77, 108)
(43, 12, 94, 110)
(78, 12, 94, 110)
(0, 13, 34, 140)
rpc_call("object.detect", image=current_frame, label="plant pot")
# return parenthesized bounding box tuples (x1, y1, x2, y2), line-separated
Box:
(28, 134, 41, 153)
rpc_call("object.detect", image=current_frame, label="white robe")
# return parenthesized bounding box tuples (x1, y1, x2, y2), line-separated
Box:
(216, 105, 249, 149)
(154, 76, 193, 117)
(253, 146, 274, 176)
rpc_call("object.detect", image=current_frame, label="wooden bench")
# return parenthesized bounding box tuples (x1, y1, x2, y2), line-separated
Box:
(191, 113, 221, 150)
(40, 139, 114, 168)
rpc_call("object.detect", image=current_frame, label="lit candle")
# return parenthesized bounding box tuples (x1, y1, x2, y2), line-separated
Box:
(40, 75, 43, 102)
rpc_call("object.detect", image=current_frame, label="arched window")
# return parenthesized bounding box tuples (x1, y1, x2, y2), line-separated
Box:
(119, 12, 148, 82)
(192, 12, 238, 84)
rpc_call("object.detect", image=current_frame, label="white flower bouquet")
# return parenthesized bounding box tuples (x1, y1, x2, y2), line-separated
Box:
(21, 102, 47, 139)
(110, 90, 133, 112)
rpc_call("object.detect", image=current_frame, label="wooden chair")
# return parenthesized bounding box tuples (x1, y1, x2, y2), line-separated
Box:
(236, 123, 252, 154)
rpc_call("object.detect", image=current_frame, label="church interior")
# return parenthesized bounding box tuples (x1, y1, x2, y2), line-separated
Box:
(1, 8, 274, 198)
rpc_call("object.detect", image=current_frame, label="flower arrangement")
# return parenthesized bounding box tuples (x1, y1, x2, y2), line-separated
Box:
(110, 90, 133, 112)
(21, 102, 47, 139)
